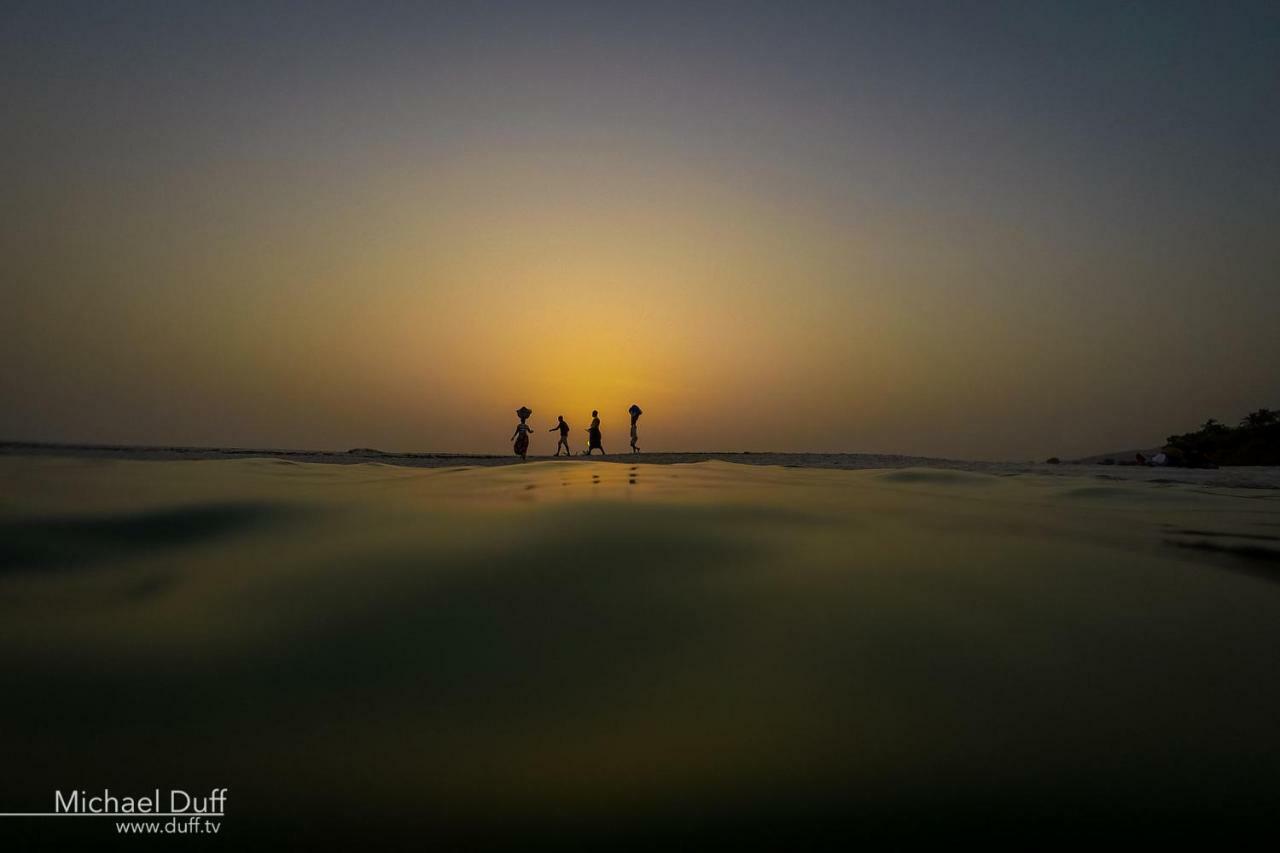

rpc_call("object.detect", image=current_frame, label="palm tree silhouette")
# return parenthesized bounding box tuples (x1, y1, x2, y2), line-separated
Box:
(1242, 408, 1278, 428)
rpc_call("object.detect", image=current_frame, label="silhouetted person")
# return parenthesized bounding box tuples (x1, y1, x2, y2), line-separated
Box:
(512, 406, 533, 461)
(549, 415, 571, 456)
(585, 410, 604, 455)
(628, 404, 642, 454)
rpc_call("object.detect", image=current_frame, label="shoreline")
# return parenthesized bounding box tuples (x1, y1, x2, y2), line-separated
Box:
(4, 440, 1279, 489)
(0, 440, 979, 468)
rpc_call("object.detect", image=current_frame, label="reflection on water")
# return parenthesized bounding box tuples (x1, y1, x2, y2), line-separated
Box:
(1, 457, 1279, 844)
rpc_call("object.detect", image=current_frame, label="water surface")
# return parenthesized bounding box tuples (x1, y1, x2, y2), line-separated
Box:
(2, 456, 1279, 845)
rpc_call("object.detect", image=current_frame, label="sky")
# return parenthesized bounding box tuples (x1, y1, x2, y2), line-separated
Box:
(2, 0, 1278, 459)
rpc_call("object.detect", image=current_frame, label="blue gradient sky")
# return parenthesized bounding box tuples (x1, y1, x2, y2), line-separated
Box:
(3, 1, 1278, 457)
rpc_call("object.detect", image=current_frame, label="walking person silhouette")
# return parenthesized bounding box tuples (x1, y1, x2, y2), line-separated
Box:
(512, 406, 533, 460)
(549, 415, 571, 456)
(585, 410, 605, 455)
(628, 404, 642, 454)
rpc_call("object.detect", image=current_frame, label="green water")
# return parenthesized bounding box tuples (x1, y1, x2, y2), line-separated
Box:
(2, 456, 1279, 844)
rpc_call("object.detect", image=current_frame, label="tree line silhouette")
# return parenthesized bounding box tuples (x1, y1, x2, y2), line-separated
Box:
(1164, 408, 1279, 467)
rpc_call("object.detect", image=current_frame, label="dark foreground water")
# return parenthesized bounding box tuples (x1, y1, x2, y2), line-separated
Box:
(2, 456, 1279, 847)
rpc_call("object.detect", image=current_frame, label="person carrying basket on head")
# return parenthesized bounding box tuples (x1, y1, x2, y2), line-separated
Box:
(512, 406, 533, 460)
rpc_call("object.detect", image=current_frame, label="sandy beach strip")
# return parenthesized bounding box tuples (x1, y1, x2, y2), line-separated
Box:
(3, 440, 1279, 490)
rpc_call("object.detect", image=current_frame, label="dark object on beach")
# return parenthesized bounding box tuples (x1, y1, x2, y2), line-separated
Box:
(1046, 457, 1061, 465)
(1159, 446, 1217, 469)
(1101, 458, 1115, 465)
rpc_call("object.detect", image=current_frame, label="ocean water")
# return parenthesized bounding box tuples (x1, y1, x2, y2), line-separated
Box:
(2, 456, 1279, 845)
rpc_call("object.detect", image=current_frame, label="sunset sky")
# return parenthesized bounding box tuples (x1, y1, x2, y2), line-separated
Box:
(3, 1, 1278, 459)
